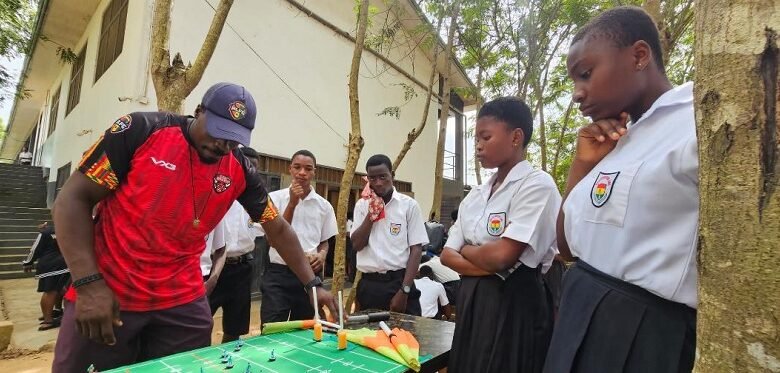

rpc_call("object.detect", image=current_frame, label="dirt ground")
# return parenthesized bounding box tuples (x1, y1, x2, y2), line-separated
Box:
(0, 278, 267, 372)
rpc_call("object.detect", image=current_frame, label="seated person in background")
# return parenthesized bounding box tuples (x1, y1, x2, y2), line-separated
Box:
(414, 266, 451, 320)
(420, 255, 461, 306)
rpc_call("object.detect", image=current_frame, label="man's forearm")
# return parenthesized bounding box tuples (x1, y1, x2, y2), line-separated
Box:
(351, 216, 373, 251)
(282, 201, 297, 224)
(317, 240, 329, 255)
(53, 191, 99, 281)
(402, 245, 422, 287)
(209, 247, 227, 280)
(441, 248, 492, 276)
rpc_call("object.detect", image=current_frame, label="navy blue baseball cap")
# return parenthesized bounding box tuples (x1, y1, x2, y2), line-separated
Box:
(201, 82, 256, 146)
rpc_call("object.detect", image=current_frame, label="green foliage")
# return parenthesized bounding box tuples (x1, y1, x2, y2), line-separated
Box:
(376, 83, 417, 119)
(0, 0, 37, 104)
(377, 106, 401, 119)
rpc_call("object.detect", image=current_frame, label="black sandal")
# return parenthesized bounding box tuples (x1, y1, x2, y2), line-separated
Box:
(38, 319, 61, 331)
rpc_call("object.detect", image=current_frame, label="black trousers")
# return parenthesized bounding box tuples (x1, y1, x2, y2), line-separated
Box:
(208, 262, 252, 336)
(544, 261, 696, 373)
(356, 269, 421, 316)
(260, 263, 314, 324)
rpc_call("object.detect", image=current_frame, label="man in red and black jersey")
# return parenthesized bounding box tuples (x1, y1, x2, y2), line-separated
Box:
(51, 83, 338, 372)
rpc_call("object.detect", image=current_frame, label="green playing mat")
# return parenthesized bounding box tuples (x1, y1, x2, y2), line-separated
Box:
(104, 329, 430, 372)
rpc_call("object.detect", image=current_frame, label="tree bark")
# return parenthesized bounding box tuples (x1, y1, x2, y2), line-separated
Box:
(474, 65, 484, 185)
(694, 0, 779, 370)
(331, 0, 370, 295)
(535, 82, 548, 172)
(392, 8, 445, 170)
(150, 0, 234, 113)
(551, 99, 575, 177)
(429, 0, 461, 221)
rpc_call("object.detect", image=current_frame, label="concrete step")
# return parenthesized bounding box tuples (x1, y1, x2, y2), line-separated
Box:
(0, 253, 29, 262)
(0, 270, 34, 279)
(0, 225, 39, 232)
(0, 178, 47, 185)
(0, 232, 39, 240)
(0, 240, 35, 249)
(0, 218, 46, 227)
(0, 262, 28, 272)
(0, 247, 32, 255)
(0, 200, 47, 208)
(0, 210, 50, 218)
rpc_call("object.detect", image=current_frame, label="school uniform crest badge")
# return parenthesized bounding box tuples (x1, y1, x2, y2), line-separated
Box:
(591, 171, 620, 207)
(487, 212, 506, 236)
(390, 223, 402, 236)
(213, 174, 232, 193)
(110, 115, 132, 133)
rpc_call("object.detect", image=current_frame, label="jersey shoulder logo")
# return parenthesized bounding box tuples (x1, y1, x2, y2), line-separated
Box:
(591, 171, 620, 207)
(110, 115, 132, 133)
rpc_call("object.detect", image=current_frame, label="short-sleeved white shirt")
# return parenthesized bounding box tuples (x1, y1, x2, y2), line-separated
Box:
(261, 188, 338, 265)
(199, 219, 226, 276)
(351, 189, 429, 273)
(420, 256, 460, 283)
(563, 82, 699, 308)
(223, 201, 262, 257)
(414, 277, 449, 318)
(445, 161, 561, 277)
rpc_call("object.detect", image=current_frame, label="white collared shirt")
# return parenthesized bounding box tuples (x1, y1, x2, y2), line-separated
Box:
(420, 256, 460, 283)
(414, 277, 449, 318)
(223, 201, 262, 257)
(351, 189, 429, 273)
(445, 161, 561, 276)
(563, 82, 699, 308)
(200, 219, 226, 276)
(263, 188, 338, 265)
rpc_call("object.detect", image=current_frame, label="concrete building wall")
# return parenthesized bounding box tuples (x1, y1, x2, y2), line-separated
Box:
(37, 0, 450, 213)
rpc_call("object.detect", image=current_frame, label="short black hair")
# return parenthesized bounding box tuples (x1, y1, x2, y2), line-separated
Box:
(291, 149, 317, 166)
(240, 146, 259, 159)
(572, 6, 665, 72)
(419, 265, 436, 281)
(366, 154, 393, 173)
(420, 255, 431, 264)
(477, 97, 533, 147)
(450, 209, 458, 222)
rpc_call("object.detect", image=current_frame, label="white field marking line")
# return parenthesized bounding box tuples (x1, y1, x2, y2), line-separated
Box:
(159, 360, 182, 373)
(284, 331, 400, 367)
(242, 338, 321, 372)
(261, 335, 377, 373)
(224, 351, 282, 373)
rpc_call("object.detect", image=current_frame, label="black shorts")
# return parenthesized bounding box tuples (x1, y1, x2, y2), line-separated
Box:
(208, 262, 252, 336)
(260, 263, 314, 324)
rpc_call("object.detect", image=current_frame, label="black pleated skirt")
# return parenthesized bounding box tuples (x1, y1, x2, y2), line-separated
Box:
(449, 265, 552, 373)
(543, 261, 696, 373)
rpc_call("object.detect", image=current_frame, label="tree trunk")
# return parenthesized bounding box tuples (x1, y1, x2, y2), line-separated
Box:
(150, 0, 234, 113)
(694, 0, 779, 370)
(551, 100, 575, 177)
(331, 0, 370, 295)
(474, 66, 484, 186)
(535, 83, 548, 172)
(429, 0, 461, 221)
(393, 8, 445, 170)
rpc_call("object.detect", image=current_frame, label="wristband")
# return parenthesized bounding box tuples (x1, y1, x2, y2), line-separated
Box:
(304, 276, 323, 292)
(73, 273, 104, 288)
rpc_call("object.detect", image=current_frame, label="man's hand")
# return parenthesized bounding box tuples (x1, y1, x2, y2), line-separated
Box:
(74, 281, 122, 345)
(204, 277, 218, 296)
(289, 182, 306, 205)
(575, 113, 629, 165)
(23, 264, 33, 273)
(389, 290, 408, 313)
(368, 194, 385, 222)
(312, 287, 340, 323)
(309, 251, 326, 274)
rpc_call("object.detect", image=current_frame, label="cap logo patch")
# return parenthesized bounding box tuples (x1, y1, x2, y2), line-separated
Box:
(228, 101, 247, 120)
